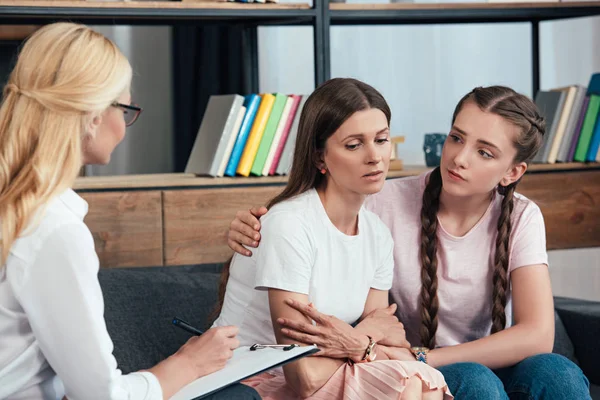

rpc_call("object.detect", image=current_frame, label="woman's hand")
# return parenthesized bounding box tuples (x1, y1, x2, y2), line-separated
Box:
(355, 305, 411, 349)
(277, 299, 373, 363)
(175, 325, 240, 378)
(227, 206, 268, 256)
(148, 326, 240, 399)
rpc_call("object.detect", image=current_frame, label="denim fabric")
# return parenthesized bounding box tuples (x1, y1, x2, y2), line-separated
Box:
(439, 353, 591, 400)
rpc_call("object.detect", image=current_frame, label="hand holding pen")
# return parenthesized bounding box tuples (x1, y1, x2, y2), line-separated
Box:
(169, 317, 240, 378)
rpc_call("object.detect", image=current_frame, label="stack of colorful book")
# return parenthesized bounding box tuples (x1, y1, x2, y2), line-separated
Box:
(185, 93, 306, 177)
(533, 72, 600, 164)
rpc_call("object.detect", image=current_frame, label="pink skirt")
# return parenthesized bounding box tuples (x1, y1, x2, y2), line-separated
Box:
(243, 360, 453, 399)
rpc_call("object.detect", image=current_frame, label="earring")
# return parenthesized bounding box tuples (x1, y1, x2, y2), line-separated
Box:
(320, 168, 326, 174)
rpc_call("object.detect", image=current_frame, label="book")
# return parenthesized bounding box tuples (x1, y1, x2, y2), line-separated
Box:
(269, 95, 303, 176)
(170, 345, 319, 400)
(567, 95, 590, 162)
(532, 90, 565, 163)
(262, 95, 295, 176)
(237, 93, 276, 177)
(224, 94, 262, 177)
(548, 86, 577, 163)
(216, 106, 246, 177)
(586, 115, 600, 161)
(574, 94, 600, 162)
(574, 73, 600, 162)
(250, 93, 289, 176)
(557, 85, 586, 162)
(275, 96, 308, 175)
(184, 95, 244, 177)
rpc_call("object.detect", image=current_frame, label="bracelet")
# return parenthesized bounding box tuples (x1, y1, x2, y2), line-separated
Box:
(410, 347, 429, 364)
(359, 335, 377, 363)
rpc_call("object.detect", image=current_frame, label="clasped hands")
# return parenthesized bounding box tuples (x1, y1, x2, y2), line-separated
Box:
(277, 299, 415, 363)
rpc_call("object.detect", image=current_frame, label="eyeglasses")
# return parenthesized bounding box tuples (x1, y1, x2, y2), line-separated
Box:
(112, 102, 143, 127)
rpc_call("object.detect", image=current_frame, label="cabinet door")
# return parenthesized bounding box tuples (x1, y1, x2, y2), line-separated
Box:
(519, 170, 600, 250)
(163, 186, 283, 265)
(80, 191, 163, 267)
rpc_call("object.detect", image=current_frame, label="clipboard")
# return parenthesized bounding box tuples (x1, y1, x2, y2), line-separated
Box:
(170, 344, 320, 400)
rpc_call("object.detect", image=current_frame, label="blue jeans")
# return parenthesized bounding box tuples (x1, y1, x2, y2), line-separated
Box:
(438, 353, 591, 399)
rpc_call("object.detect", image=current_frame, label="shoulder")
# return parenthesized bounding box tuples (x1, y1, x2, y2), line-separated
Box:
(361, 208, 393, 242)
(379, 173, 424, 202)
(261, 191, 315, 236)
(510, 191, 544, 227)
(10, 196, 93, 264)
(365, 172, 426, 216)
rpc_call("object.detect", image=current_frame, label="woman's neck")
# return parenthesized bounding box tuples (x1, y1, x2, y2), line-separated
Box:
(316, 182, 365, 236)
(438, 187, 494, 237)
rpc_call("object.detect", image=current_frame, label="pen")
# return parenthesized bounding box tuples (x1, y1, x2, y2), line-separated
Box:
(172, 317, 204, 336)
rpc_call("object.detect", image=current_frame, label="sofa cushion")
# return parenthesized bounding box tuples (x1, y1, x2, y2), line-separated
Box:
(552, 310, 578, 365)
(554, 296, 600, 386)
(98, 264, 223, 373)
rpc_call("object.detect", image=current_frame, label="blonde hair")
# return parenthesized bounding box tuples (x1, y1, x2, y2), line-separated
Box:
(0, 22, 132, 265)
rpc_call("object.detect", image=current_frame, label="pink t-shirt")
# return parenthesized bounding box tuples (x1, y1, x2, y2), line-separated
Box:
(364, 172, 548, 348)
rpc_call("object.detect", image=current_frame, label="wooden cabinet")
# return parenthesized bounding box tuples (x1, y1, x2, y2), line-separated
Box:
(80, 191, 163, 267)
(76, 167, 600, 268)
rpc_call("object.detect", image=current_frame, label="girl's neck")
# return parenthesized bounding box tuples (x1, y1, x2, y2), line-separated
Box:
(316, 181, 365, 236)
(438, 187, 495, 237)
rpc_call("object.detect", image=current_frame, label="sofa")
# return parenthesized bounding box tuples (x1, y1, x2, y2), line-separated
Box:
(98, 264, 600, 399)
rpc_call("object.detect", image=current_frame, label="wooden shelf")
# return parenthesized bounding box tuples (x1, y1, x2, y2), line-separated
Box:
(74, 162, 600, 191)
(329, 2, 600, 24)
(0, 1, 314, 24)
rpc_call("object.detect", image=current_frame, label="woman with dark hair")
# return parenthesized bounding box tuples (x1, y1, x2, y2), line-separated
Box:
(227, 85, 591, 399)
(213, 78, 451, 399)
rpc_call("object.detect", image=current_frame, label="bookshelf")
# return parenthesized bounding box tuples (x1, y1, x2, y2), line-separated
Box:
(0, 1, 599, 266)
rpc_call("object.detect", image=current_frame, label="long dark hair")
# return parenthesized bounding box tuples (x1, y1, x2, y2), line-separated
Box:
(215, 78, 392, 317)
(419, 86, 545, 349)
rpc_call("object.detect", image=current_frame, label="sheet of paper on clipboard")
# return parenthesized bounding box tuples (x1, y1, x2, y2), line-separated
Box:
(170, 344, 319, 400)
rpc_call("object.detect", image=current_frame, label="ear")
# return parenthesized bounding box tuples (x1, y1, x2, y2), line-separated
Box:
(85, 115, 103, 137)
(314, 149, 326, 170)
(500, 161, 527, 187)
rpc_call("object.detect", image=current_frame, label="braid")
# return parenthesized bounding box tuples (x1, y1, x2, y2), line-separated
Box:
(491, 183, 516, 333)
(525, 115, 544, 136)
(419, 167, 442, 348)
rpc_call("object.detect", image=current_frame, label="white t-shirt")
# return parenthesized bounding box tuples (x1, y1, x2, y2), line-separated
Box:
(213, 189, 395, 355)
(0, 189, 162, 400)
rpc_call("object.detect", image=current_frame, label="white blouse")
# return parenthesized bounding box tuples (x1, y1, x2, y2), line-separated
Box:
(0, 189, 162, 400)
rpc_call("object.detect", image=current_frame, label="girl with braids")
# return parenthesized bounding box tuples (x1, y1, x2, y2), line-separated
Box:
(0, 22, 258, 400)
(226, 85, 591, 399)
(213, 77, 451, 399)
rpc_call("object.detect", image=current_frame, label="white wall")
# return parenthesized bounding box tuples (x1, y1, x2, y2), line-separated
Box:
(549, 248, 600, 302)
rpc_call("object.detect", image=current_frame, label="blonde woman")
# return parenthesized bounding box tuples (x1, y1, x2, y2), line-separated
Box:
(0, 23, 259, 400)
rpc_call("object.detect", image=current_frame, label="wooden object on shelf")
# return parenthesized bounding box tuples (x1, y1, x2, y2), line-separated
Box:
(389, 159, 403, 171)
(389, 136, 405, 171)
(0, 25, 38, 40)
(80, 191, 163, 267)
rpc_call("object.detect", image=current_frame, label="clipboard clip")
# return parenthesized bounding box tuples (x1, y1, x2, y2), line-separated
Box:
(250, 343, 299, 351)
